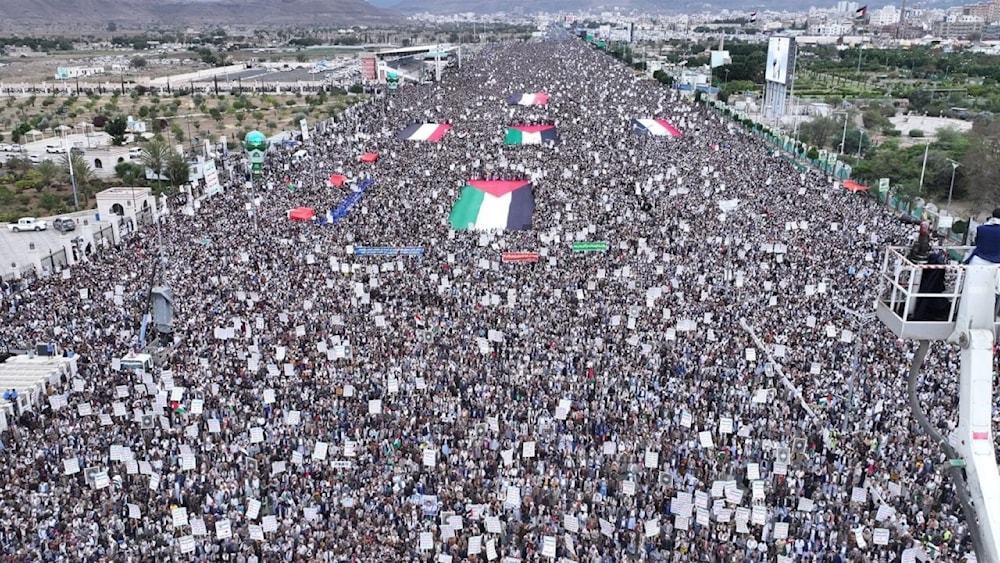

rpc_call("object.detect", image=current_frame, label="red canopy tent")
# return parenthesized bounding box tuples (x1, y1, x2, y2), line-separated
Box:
(328, 174, 348, 187)
(843, 180, 870, 193)
(360, 153, 379, 163)
(288, 207, 316, 222)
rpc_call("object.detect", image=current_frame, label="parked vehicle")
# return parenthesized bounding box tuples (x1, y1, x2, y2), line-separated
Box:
(45, 144, 64, 154)
(28, 155, 42, 163)
(8, 217, 47, 232)
(52, 218, 76, 232)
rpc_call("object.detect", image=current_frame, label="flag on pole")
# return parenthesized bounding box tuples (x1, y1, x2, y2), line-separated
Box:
(749, 12, 757, 22)
(855, 5, 867, 17)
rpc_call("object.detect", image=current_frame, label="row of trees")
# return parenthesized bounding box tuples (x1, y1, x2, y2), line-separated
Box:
(1, 138, 193, 219)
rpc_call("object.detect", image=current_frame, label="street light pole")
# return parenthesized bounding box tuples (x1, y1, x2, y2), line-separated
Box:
(834, 302, 875, 433)
(856, 128, 865, 159)
(840, 111, 849, 154)
(946, 158, 960, 213)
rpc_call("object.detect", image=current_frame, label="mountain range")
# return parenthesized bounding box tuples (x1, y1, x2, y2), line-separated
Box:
(0, 0, 969, 27)
(1, 0, 399, 27)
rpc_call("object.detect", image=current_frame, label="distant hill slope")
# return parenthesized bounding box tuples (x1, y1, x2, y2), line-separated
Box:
(1, 0, 399, 26)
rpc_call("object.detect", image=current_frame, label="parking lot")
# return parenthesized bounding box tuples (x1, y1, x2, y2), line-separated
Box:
(0, 132, 113, 165)
(0, 212, 103, 278)
(195, 61, 360, 88)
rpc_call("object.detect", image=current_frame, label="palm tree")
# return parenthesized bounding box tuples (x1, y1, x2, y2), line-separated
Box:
(33, 160, 60, 192)
(141, 140, 170, 192)
(163, 152, 191, 195)
(59, 153, 94, 208)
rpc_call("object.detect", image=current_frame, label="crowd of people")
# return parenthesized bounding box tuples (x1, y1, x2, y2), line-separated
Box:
(0, 30, 992, 563)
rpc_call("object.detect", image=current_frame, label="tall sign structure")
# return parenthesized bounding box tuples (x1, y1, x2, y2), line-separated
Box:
(763, 37, 797, 122)
(243, 131, 268, 180)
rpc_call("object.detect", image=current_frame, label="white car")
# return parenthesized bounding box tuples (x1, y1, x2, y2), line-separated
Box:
(28, 155, 42, 163)
(45, 144, 64, 154)
(8, 217, 48, 232)
(0, 143, 10, 152)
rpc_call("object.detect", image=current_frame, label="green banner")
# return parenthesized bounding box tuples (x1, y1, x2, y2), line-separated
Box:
(572, 241, 609, 252)
(251, 162, 263, 179)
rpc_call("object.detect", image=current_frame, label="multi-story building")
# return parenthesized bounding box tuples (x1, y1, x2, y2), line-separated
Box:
(870, 6, 902, 27)
(933, 15, 986, 38)
(810, 22, 853, 35)
(836, 1, 860, 14)
(964, 0, 1000, 23)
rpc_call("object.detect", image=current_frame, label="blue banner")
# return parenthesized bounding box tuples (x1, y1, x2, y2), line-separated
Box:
(354, 247, 424, 257)
(329, 178, 374, 225)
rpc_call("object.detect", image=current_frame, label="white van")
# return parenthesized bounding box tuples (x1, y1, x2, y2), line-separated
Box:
(119, 353, 153, 372)
(45, 144, 64, 154)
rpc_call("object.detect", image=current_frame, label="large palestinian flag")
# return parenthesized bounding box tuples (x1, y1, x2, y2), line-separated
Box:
(632, 118, 682, 137)
(507, 92, 550, 106)
(449, 180, 535, 231)
(504, 125, 558, 145)
(397, 123, 452, 142)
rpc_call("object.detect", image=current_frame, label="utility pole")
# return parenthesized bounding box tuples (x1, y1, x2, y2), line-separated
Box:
(897, 0, 907, 40)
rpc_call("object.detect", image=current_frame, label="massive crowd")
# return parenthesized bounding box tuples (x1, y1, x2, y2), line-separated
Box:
(0, 31, 994, 563)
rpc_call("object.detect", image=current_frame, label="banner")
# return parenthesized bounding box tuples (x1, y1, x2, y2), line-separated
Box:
(354, 247, 424, 257)
(329, 179, 374, 225)
(203, 159, 221, 196)
(502, 252, 539, 263)
(572, 241, 609, 252)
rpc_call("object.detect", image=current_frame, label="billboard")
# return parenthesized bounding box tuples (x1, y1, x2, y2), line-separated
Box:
(765, 37, 791, 85)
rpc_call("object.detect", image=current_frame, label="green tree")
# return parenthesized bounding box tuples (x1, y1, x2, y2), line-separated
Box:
(959, 120, 1000, 206)
(104, 115, 128, 145)
(33, 160, 60, 191)
(60, 153, 94, 206)
(798, 116, 842, 151)
(130, 56, 148, 69)
(141, 139, 171, 190)
(115, 161, 147, 184)
(39, 192, 62, 212)
(163, 152, 190, 193)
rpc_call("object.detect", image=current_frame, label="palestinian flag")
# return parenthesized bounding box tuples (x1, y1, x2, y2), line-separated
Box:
(285, 177, 296, 192)
(632, 118, 683, 137)
(507, 92, 550, 106)
(504, 125, 558, 145)
(449, 180, 535, 231)
(396, 123, 452, 142)
(855, 5, 867, 17)
(749, 11, 757, 22)
(171, 401, 187, 415)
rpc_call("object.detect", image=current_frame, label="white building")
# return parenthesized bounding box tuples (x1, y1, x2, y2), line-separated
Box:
(95, 187, 155, 239)
(83, 146, 132, 180)
(0, 354, 78, 431)
(54, 66, 105, 80)
(870, 6, 902, 26)
(836, 1, 860, 14)
(811, 22, 853, 35)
